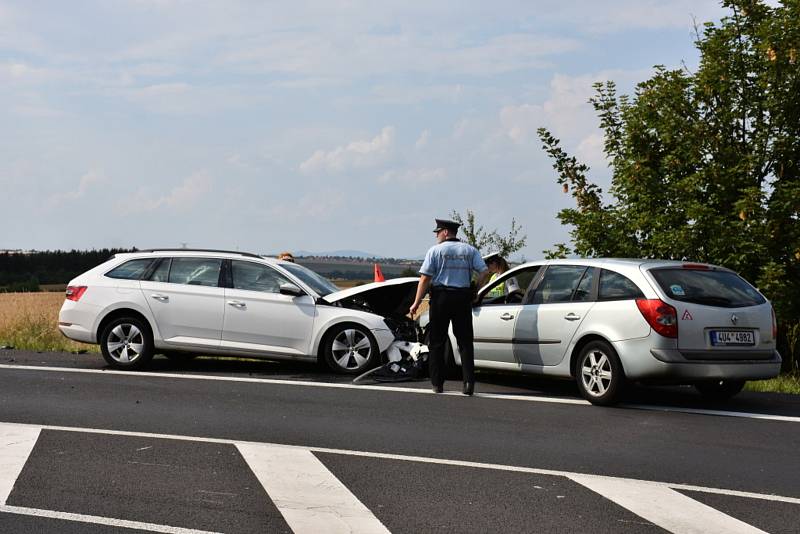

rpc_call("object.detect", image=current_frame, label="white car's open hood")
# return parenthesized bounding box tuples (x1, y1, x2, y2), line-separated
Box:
(324, 277, 419, 318)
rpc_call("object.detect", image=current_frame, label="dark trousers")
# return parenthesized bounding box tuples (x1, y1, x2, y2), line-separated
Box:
(428, 287, 475, 387)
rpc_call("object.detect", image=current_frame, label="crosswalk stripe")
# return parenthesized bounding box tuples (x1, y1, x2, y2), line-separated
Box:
(237, 443, 391, 534)
(1, 421, 798, 534)
(0, 423, 39, 505)
(568, 474, 768, 534)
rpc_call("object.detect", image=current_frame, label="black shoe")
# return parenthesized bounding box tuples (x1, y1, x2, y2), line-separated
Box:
(463, 382, 474, 396)
(432, 385, 444, 393)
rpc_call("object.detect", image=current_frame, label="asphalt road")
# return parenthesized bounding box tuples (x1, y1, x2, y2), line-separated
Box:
(1, 349, 799, 533)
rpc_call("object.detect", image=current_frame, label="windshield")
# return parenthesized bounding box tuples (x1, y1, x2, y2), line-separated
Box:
(650, 268, 766, 308)
(282, 263, 340, 296)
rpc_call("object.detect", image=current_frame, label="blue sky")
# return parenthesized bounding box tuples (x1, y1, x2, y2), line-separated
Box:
(1, 1, 744, 259)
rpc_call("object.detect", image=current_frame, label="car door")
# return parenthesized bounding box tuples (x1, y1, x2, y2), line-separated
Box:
(513, 266, 596, 366)
(139, 257, 226, 348)
(221, 260, 316, 355)
(472, 266, 542, 365)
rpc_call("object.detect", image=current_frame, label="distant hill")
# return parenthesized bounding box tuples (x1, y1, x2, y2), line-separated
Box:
(293, 249, 384, 259)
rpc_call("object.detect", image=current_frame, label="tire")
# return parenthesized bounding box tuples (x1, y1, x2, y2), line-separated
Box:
(576, 340, 625, 406)
(323, 324, 379, 374)
(695, 380, 746, 401)
(99, 316, 154, 370)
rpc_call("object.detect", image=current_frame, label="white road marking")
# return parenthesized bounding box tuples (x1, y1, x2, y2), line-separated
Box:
(620, 403, 800, 423)
(0, 505, 221, 534)
(4, 363, 799, 423)
(238, 444, 390, 534)
(569, 474, 768, 534)
(0, 423, 39, 504)
(1, 421, 797, 506)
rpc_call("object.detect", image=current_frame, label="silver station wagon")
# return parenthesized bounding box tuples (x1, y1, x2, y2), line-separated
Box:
(446, 259, 781, 405)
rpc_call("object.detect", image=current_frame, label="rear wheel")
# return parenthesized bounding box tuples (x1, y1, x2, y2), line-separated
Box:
(695, 380, 746, 401)
(576, 340, 625, 405)
(100, 317, 154, 370)
(323, 324, 378, 374)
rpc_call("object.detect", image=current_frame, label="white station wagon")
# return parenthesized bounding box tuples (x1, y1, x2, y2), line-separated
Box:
(58, 249, 421, 374)
(446, 258, 781, 405)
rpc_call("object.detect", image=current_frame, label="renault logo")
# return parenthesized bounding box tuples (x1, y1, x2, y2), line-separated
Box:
(731, 314, 738, 325)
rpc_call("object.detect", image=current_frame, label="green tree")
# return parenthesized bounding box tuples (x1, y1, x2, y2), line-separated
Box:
(538, 0, 800, 364)
(450, 209, 527, 258)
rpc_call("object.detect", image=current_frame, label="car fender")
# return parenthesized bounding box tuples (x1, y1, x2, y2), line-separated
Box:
(93, 300, 163, 343)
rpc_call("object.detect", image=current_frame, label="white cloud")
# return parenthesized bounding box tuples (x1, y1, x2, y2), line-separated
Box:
(415, 130, 431, 150)
(499, 68, 653, 146)
(123, 170, 212, 214)
(45, 170, 106, 208)
(299, 127, 395, 174)
(576, 132, 608, 171)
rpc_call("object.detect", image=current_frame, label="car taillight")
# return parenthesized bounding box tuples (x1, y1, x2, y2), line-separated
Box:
(771, 307, 777, 340)
(636, 299, 678, 338)
(65, 286, 87, 301)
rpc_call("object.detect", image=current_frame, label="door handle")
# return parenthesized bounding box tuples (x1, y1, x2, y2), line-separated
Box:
(564, 313, 581, 321)
(151, 294, 169, 302)
(227, 300, 246, 308)
(500, 313, 515, 321)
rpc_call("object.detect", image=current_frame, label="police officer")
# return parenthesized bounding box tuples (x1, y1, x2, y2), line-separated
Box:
(409, 219, 489, 395)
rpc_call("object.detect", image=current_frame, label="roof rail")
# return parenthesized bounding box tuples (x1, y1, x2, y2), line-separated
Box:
(137, 248, 263, 259)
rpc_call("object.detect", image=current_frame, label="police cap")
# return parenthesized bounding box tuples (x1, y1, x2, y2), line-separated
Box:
(433, 218, 460, 233)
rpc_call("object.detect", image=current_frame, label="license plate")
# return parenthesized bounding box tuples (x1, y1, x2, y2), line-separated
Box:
(710, 330, 755, 346)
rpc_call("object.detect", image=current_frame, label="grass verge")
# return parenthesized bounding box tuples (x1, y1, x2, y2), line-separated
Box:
(744, 374, 800, 395)
(0, 292, 97, 353)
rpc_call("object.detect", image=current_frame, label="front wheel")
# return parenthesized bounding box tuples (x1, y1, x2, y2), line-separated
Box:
(100, 316, 154, 370)
(695, 380, 745, 401)
(576, 340, 625, 406)
(323, 324, 379, 374)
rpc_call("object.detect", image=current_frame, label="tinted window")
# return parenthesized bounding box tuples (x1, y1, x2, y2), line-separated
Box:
(167, 258, 222, 287)
(231, 261, 291, 293)
(105, 259, 154, 280)
(598, 269, 644, 300)
(651, 268, 765, 308)
(148, 258, 170, 282)
(481, 266, 540, 305)
(531, 266, 587, 304)
(282, 263, 340, 296)
(573, 268, 596, 302)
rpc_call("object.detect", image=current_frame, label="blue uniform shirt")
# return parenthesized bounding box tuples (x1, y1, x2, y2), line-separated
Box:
(420, 239, 487, 288)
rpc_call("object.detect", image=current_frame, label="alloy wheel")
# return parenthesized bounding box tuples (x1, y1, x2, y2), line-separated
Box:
(105, 323, 145, 364)
(330, 328, 372, 371)
(580, 349, 613, 398)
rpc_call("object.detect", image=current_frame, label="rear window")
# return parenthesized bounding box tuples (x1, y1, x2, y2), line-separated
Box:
(598, 269, 644, 301)
(650, 268, 766, 308)
(105, 259, 154, 280)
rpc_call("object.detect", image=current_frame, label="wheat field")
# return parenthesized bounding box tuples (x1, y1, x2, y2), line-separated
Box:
(0, 292, 96, 352)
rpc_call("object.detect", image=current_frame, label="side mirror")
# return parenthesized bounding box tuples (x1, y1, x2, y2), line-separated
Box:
(279, 283, 305, 297)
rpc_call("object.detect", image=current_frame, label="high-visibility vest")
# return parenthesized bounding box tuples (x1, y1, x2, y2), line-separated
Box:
(487, 273, 504, 297)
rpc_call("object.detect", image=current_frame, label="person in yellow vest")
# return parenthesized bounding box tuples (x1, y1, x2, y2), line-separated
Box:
(483, 252, 520, 301)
